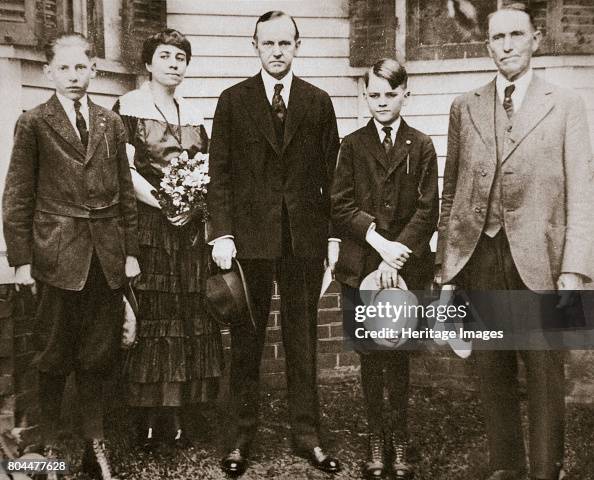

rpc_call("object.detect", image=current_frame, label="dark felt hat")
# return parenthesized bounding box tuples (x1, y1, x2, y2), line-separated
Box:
(205, 259, 256, 329)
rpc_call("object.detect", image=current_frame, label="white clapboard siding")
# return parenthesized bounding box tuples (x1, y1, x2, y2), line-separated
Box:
(408, 71, 496, 95)
(169, 15, 349, 38)
(169, 0, 361, 143)
(167, 0, 348, 18)
(187, 35, 349, 58)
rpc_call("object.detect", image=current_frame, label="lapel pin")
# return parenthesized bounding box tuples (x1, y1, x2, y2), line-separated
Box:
(406, 139, 412, 145)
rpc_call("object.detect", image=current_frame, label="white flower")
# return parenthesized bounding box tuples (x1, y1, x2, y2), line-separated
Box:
(179, 150, 189, 162)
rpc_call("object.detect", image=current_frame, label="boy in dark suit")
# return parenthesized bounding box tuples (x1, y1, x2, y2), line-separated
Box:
(2, 33, 139, 480)
(331, 58, 439, 479)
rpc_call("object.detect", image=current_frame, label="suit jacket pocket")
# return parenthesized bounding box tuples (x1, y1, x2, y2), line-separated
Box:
(32, 219, 62, 272)
(545, 224, 566, 280)
(101, 155, 119, 194)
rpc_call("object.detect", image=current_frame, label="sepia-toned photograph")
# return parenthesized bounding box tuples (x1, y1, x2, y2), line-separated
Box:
(0, 1, 593, 479)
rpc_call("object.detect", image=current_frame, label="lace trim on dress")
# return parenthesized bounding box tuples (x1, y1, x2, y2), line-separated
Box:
(117, 82, 204, 126)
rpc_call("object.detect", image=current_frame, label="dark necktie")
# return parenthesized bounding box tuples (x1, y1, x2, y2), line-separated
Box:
(503, 84, 515, 120)
(382, 126, 393, 155)
(272, 83, 287, 124)
(74, 100, 89, 149)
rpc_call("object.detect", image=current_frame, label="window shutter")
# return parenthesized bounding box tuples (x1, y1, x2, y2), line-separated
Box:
(349, 0, 397, 67)
(0, 0, 36, 45)
(87, 0, 105, 58)
(35, 0, 68, 47)
(122, 0, 167, 72)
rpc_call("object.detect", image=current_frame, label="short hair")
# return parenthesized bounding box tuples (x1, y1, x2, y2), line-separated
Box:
(44, 33, 93, 63)
(253, 11, 300, 41)
(141, 28, 192, 66)
(364, 58, 408, 90)
(486, 2, 537, 35)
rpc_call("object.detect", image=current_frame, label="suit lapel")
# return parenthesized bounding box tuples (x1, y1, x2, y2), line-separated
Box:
(42, 94, 86, 159)
(282, 77, 308, 151)
(502, 76, 554, 163)
(240, 74, 281, 156)
(467, 80, 497, 164)
(86, 99, 107, 162)
(361, 119, 388, 170)
(387, 120, 414, 176)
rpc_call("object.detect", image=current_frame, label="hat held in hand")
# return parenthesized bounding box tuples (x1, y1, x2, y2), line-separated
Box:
(359, 266, 419, 349)
(206, 258, 256, 329)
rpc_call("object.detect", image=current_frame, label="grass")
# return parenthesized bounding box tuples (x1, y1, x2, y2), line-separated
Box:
(47, 375, 594, 480)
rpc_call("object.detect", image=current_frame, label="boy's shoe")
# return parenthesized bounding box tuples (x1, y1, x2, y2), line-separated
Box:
(363, 432, 386, 479)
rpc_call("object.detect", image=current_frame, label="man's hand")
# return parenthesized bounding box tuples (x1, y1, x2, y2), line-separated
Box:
(167, 210, 193, 227)
(125, 256, 141, 278)
(375, 261, 399, 289)
(15, 264, 36, 295)
(557, 272, 585, 308)
(212, 238, 236, 270)
(327, 240, 340, 272)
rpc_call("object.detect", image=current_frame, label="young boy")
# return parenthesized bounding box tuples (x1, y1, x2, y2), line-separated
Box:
(331, 58, 439, 479)
(2, 33, 140, 480)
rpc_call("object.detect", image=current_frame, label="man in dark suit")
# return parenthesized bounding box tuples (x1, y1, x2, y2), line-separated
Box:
(207, 11, 341, 476)
(3, 33, 139, 480)
(436, 4, 594, 480)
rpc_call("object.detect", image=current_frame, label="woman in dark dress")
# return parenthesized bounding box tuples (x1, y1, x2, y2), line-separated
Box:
(113, 29, 223, 448)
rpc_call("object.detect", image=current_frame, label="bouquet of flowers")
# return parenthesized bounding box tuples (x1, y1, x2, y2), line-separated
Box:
(153, 150, 210, 222)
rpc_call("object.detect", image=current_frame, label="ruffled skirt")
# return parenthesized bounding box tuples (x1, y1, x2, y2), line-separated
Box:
(126, 203, 223, 407)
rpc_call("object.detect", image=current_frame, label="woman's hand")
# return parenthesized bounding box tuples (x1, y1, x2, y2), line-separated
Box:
(167, 210, 193, 227)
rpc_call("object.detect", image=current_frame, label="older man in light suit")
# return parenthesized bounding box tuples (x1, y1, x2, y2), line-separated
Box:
(436, 4, 594, 480)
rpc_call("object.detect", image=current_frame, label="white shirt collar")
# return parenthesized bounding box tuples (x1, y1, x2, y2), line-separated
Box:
(495, 68, 533, 113)
(261, 69, 293, 107)
(374, 117, 401, 144)
(56, 92, 89, 114)
(55, 92, 90, 136)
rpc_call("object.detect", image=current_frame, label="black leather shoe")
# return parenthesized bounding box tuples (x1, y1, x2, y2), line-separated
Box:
(363, 433, 386, 479)
(296, 446, 340, 473)
(221, 448, 248, 477)
(388, 434, 414, 479)
(81, 439, 118, 480)
(486, 470, 524, 480)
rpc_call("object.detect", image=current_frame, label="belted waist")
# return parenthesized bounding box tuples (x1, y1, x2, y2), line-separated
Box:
(35, 196, 121, 219)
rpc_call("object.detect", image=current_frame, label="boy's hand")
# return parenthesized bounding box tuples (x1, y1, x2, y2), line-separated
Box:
(125, 256, 141, 278)
(375, 261, 399, 289)
(15, 264, 36, 294)
(366, 229, 411, 269)
(376, 240, 411, 269)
